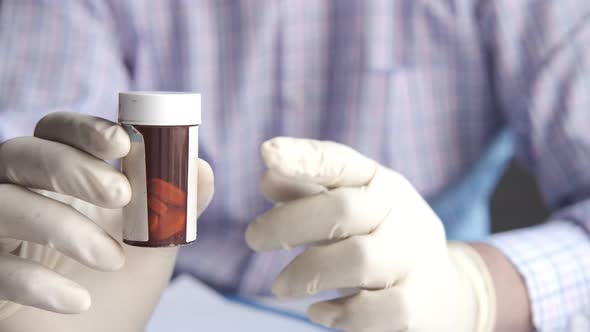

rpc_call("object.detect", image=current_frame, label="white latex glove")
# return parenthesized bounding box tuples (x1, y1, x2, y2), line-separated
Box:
(246, 138, 495, 332)
(0, 112, 214, 331)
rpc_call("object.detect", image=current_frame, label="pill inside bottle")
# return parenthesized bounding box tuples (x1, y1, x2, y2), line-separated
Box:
(118, 92, 201, 247)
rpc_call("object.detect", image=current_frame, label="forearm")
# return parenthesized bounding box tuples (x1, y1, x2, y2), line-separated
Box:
(470, 243, 533, 332)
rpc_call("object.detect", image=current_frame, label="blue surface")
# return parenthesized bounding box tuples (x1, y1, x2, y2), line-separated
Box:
(227, 295, 335, 331)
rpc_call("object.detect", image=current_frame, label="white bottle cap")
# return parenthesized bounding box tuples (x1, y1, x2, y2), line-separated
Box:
(119, 91, 201, 126)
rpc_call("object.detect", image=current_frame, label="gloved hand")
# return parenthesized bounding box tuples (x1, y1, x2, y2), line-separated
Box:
(246, 138, 495, 332)
(0, 112, 214, 331)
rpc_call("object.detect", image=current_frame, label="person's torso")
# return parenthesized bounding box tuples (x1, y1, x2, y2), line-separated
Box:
(109, 0, 511, 294)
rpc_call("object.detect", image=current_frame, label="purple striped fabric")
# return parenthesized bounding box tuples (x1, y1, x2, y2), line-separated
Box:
(0, 1, 589, 330)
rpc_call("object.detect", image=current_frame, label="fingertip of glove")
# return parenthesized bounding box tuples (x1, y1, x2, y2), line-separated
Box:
(53, 281, 92, 314)
(260, 138, 282, 168)
(81, 229, 126, 272)
(307, 302, 339, 328)
(271, 276, 291, 298)
(100, 124, 131, 160)
(75, 287, 92, 313)
(197, 159, 215, 188)
(244, 224, 262, 251)
(101, 172, 132, 208)
(261, 137, 301, 172)
(102, 242, 126, 272)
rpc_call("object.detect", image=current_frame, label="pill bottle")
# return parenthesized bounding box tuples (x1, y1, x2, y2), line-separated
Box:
(118, 92, 201, 247)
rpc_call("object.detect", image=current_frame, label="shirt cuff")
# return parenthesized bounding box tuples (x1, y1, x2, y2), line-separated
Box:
(486, 221, 590, 331)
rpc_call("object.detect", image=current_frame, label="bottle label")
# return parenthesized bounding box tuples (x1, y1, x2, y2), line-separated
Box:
(121, 124, 149, 242)
(185, 126, 198, 242)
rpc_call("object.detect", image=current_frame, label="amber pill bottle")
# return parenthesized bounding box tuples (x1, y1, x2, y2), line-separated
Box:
(118, 92, 201, 247)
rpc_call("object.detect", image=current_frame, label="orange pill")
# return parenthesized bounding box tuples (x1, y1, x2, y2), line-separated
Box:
(148, 178, 187, 207)
(148, 195, 168, 216)
(151, 207, 186, 241)
(148, 210, 161, 235)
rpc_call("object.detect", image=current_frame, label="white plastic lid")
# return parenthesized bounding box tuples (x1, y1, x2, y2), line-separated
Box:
(118, 92, 201, 126)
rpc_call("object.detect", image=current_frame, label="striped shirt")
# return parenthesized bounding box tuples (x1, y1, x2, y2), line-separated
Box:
(0, 1, 589, 330)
